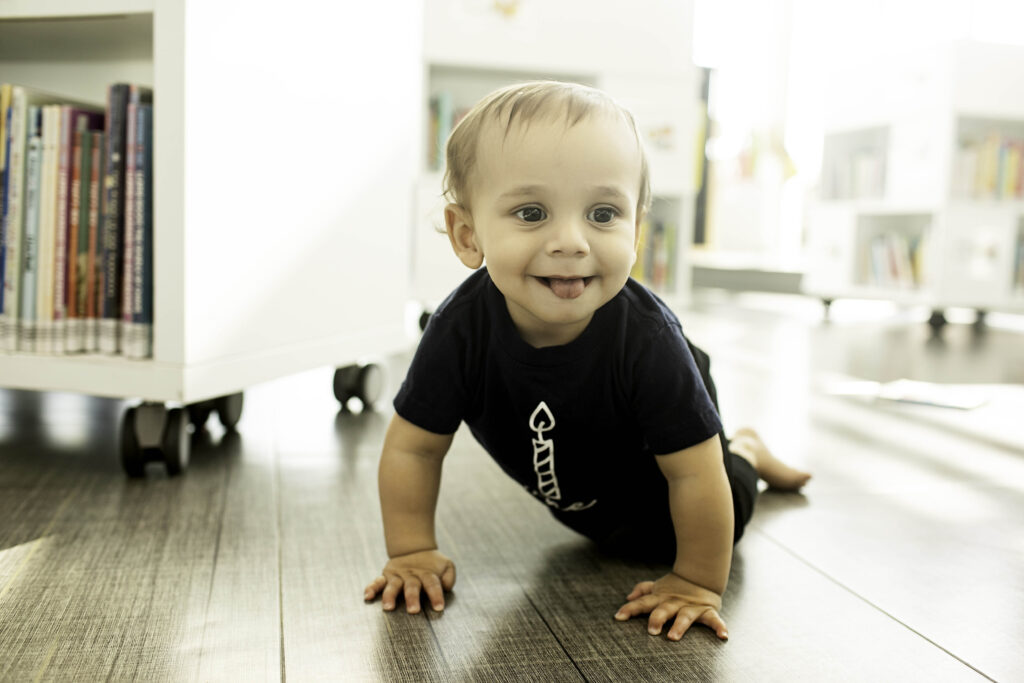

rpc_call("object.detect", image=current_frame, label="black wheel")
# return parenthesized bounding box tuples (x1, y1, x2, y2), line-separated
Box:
(354, 364, 385, 407)
(162, 407, 189, 476)
(928, 309, 947, 333)
(214, 393, 244, 430)
(187, 401, 214, 430)
(333, 365, 360, 404)
(121, 406, 146, 477)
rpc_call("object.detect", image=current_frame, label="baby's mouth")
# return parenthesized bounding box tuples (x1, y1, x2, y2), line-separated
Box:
(537, 276, 594, 300)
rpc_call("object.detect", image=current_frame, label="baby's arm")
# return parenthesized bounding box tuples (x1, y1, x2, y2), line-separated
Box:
(363, 414, 456, 614)
(614, 434, 734, 641)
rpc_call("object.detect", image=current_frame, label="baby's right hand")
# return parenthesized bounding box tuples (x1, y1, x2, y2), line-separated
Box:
(364, 549, 457, 614)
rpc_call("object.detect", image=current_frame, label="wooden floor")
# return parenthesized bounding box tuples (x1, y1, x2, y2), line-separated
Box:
(1, 293, 1022, 681)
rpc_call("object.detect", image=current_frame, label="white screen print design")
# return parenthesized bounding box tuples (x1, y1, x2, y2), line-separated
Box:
(529, 401, 596, 512)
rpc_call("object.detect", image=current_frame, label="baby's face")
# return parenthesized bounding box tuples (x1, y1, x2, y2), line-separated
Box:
(465, 113, 642, 347)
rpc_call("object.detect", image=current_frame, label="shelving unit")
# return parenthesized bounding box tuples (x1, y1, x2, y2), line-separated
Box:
(0, 1, 422, 472)
(412, 0, 701, 311)
(804, 40, 1024, 326)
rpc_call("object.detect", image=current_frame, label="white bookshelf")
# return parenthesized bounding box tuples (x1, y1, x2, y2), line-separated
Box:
(804, 40, 1024, 323)
(413, 0, 701, 311)
(0, 1, 422, 469)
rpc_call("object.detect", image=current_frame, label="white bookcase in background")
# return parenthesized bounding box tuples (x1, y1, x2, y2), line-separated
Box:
(0, 0, 422, 471)
(804, 40, 1024, 326)
(413, 0, 701, 312)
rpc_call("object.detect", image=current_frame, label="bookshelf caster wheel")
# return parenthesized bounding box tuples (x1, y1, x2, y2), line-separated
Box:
(187, 402, 214, 430)
(121, 404, 191, 477)
(121, 407, 146, 477)
(333, 363, 384, 409)
(928, 309, 947, 333)
(162, 408, 189, 476)
(214, 393, 244, 430)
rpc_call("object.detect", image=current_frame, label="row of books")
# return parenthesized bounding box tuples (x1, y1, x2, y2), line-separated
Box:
(427, 92, 470, 171)
(862, 232, 927, 289)
(0, 82, 153, 358)
(631, 217, 677, 292)
(953, 134, 1024, 201)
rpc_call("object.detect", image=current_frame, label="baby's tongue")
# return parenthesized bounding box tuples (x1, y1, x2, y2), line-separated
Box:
(548, 278, 585, 299)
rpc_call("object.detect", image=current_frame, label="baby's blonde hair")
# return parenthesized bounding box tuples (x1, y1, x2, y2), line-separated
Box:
(442, 80, 651, 219)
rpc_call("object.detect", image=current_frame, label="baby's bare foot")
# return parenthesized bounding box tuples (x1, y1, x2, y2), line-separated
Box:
(729, 428, 812, 491)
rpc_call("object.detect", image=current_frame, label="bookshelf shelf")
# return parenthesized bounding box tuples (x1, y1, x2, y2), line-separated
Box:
(414, 0, 700, 311)
(1, 1, 421, 472)
(804, 41, 1024, 320)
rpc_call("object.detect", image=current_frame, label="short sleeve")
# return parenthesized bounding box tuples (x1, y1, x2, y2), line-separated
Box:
(393, 314, 468, 435)
(628, 323, 722, 455)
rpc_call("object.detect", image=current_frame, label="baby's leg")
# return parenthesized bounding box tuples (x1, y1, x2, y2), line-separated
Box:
(728, 428, 811, 491)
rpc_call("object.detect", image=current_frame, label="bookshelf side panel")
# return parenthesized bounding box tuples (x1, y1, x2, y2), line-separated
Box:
(181, 0, 422, 368)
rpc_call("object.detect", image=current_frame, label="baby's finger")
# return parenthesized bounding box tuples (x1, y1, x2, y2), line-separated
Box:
(614, 593, 662, 621)
(697, 607, 729, 640)
(421, 573, 446, 612)
(440, 562, 457, 591)
(626, 580, 655, 601)
(666, 608, 698, 641)
(364, 576, 387, 601)
(403, 577, 423, 614)
(381, 576, 403, 611)
(646, 603, 681, 636)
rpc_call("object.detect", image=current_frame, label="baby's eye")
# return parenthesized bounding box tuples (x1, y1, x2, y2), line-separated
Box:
(515, 206, 547, 222)
(588, 207, 618, 224)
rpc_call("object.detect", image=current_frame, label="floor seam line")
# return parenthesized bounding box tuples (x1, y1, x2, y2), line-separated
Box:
(752, 527, 996, 682)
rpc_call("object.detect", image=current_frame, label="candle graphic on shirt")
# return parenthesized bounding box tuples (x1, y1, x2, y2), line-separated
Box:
(528, 401, 596, 511)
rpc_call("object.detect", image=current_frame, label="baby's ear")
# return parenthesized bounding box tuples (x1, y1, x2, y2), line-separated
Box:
(445, 203, 484, 269)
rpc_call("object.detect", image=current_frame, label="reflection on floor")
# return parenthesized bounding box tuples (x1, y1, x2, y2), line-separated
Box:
(0, 291, 1021, 681)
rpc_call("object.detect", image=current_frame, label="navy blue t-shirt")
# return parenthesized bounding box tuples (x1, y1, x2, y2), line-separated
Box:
(393, 268, 723, 543)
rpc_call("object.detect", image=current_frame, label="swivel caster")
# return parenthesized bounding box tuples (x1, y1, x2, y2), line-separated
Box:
(186, 392, 244, 432)
(121, 403, 190, 477)
(333, 363, 385, 410)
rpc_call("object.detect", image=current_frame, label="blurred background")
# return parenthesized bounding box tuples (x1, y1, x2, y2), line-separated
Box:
(416, 0, 1024, 336)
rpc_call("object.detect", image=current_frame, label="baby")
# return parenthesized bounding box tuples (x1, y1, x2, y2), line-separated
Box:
(364, 81, 810, 641)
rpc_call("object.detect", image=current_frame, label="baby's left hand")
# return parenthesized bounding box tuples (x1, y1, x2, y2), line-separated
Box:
(613, 573, 729, 642)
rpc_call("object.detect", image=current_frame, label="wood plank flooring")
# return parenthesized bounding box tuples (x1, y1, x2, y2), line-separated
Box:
(1, 294, 1021, 681)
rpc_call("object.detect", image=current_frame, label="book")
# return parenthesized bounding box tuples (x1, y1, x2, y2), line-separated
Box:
(99, 83, 152, 354)
(125, 103, 153, 358)
(0, 83, 11, 340)
(19, 107, 43, 351)
(36, 105, 61, 354)
(85, 131, 103, 353)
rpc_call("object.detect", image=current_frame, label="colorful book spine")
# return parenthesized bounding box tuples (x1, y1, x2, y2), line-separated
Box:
(85, 131, 103, 353)
(1, 87, 30, 350)
(131, 104, 153, 358)
(36, 105, 60, 354)
(19, 107, 43, 351)
(0, 84, 11, 334)
(67, 129, 87, 352)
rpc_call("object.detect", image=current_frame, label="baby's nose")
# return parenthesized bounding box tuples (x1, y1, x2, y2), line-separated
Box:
(546, 219, 590, 256)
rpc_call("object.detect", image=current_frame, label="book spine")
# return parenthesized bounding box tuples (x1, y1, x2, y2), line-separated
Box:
(2, 88, 29, 351)
(100, 83, 129, 354)
(122, 102, 137, 357)
(73, 128, 93, 354)
(86, 131, 103, 352)
(67, 128, 84, 352)
(0, 84, 12, 329)
(53, 107, 71, 353)
(19, 108, 42, 352)
(36, 105, 59, 355)
(135, 104, 153, 358)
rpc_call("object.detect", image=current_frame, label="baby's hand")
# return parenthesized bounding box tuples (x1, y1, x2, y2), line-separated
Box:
(364, 549, 456, 614)
(613, 573, 728, 642)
